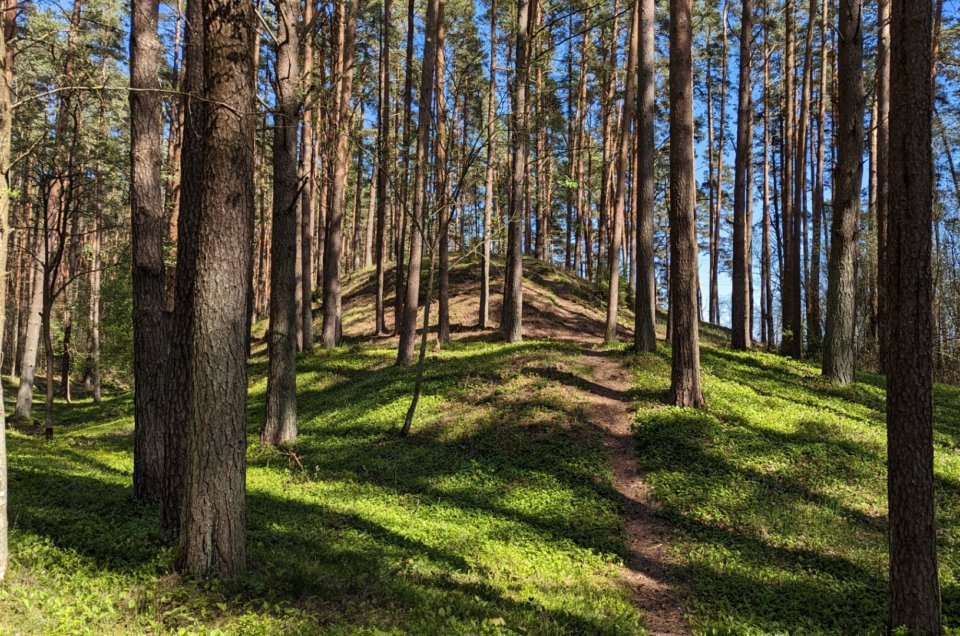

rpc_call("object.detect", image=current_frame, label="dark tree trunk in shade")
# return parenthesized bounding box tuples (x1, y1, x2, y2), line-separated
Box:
(263, 0, 300, 446)
(668, 0, 704, 408)
(130, 0, 167, 502)
(175, 0, 256, 577)
(822, 0, 863, 384)
(162, 0, 204, 540)
(634, 0, 657, 353)
(876, 0, 890, 371)
(397, 0, 441, 366)
(731, 0, 753, 350)
(886, 0, 941, 631)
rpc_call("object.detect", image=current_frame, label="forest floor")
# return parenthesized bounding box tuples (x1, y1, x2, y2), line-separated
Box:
(4, 256, 960, 635)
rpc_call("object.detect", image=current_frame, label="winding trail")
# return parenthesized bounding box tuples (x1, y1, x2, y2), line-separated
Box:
(574, 345, 688, 635)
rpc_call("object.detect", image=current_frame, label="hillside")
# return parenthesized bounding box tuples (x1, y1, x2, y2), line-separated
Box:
(4, 258, 960, 634)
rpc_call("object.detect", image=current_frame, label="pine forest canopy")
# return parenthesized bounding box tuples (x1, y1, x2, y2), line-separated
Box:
(0, 0, 952, 633)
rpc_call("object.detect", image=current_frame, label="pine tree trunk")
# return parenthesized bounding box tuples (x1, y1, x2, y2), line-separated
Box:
(263, 0, 300, 446)
(374, 0, 391, 335)
(886, 1, 941, 631)
(479, 0, 497, 329)
(876, 0, 890, 371)
(731, 0, 753, 350)
(322, 0, 359, 349)
(503, 0, 532, 343)
(300, 0, 316, 351)
(605, 1, 638, 342)
(669, 0, 705, 409)
(397, 0, 441, 365)
(175, 0, 256, 577)
(822, 0, 862, 384)
(130, 0, 167, 500)
(0, 0, 14, 582)
(634, 0, 657, 353)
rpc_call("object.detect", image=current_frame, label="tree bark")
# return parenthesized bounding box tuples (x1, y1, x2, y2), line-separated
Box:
(300, 0, 316, 352)
(886, 0, 941, 630)
(397, 0, 441, 365)
(605, 0, 638, 342)
(0, 0, 14, 582)
(321, 0, 359, 349)
(731, 0, 753, 350)
(263, 0, 300, 446)
(634, 0, 657, 353)
(479, 0, 497, 328)
(374, 0, 391, 335)
(503, 0, 532, 343)
(175, 0, 256, 577)
(669, 0, 705, 408)
(822, 0, 862, 384)
(130, 0, 166, 502)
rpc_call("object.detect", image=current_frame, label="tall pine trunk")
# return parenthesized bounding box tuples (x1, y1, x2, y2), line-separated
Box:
(886, 1, 941, 629)
(669, 0, 705, 408)
(634, 0, 657, 353)
(731, 0, 753, 350)
(263, 0, 300, 446)
(175, 0, 256, 577)
(130, 0, 166, 501)
(822, 0, 862, 384)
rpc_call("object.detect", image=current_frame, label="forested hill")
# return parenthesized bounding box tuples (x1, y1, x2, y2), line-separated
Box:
(4, 258, 960, 634)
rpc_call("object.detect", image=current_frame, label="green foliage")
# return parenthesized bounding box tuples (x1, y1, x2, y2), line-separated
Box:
(2, 338, 646, 634)
(629, 340, 960, 635)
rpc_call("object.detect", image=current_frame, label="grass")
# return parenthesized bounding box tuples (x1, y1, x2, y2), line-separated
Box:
(1, 336, 646, 635)
(629, 324, 960, 635)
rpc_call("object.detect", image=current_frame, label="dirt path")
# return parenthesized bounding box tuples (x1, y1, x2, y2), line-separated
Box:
(574, 346, 688, 635)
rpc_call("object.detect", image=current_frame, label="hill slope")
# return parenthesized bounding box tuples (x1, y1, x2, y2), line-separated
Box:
(5, 257, 960, 635)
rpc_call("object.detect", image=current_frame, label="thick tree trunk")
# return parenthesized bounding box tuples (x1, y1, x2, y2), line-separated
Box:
(130, 0, 166, 502)
(634, 0, 657, 353)
(669, 0, 705, 408)
(263, 0, 300, 446)
(731, 0, 753, 350)
(822, 0, 862, 384)
(886, 1, 941, 630)
(175, 0, 256, 577)
(605, 1, 638, 342)
(397, 0, 441, 366)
